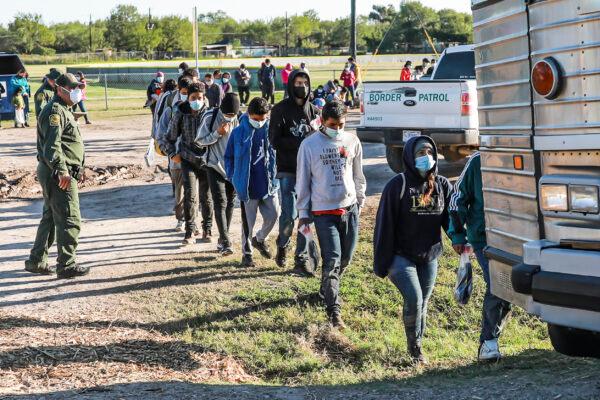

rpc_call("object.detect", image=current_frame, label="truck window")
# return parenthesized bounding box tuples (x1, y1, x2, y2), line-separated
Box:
(433, 51, 476, 80)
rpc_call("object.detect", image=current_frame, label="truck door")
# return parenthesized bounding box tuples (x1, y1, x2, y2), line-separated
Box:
(472, 0, 540, 308)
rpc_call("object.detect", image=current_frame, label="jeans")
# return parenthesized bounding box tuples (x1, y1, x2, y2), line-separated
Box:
(206, 168, 235, 247)
(181, 159, 213, 235)
(238, 86, 250, 105)
(75, 100, 91, 123)
(345, 85, 355, 102)
(241, 195, 280, 256)
(170, 166, 184, 221)
(388, 255, 438, 343)
(313, 204, 359, 315)
(262, 82, 275, 104)
(475, 249, 512, 342)
(276, 175, 319, 269)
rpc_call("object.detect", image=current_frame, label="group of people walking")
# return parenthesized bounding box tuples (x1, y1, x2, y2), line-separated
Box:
(24, 60, 510, 367)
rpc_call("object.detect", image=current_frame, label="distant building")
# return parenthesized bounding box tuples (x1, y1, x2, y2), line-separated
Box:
(202, 39, 279, 58)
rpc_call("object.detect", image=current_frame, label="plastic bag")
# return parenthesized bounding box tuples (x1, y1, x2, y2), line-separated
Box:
(144, 138, 156, 167)
(298, 224, 313, 243)
(454, 251, 473, 305)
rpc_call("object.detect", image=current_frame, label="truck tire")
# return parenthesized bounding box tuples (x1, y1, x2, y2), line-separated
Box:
(548, 324, 600, 358)
(386, 146, 404, 173)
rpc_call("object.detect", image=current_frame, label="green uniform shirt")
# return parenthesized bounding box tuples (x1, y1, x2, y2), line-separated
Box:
(34, 81, 55, 116)
(37, 95, 85, 174)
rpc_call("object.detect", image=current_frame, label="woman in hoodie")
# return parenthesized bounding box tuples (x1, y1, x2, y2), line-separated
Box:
(373, 136, 453, 364)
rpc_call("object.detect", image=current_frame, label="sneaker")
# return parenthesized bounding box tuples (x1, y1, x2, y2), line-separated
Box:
(85, 121, 92, 125)
(478, 339, 501, 362)
(24, 122, 30, 127)
(251, 237, 272, 259)
(24, 260, 55, 275)
(182, 235, 195, 246)
(220, 247, 234, 256)
(329, 313, 346, 330)
(175, 220, 185, 232)
(290, 264, 316, 277)
(216, 239, 225, 252)
(318, 285, 325, 300)
(56, 264, 90, 279)
(198, 229, 212, 243)
(241, 254, 256, 268)
(275, 246, 287, 268)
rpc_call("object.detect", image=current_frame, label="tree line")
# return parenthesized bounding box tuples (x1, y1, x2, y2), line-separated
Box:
(0, 2, 472, 56)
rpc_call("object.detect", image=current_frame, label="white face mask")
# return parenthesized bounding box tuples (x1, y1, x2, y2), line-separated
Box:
(64, 87, 83, 104)
(179, 93, 188, 102)
(157, 76, 164, 83)
(249, 118, 267, 129)
(205, 80, 213, 86)
(178, 68, 184, 74)
(223, 115, 234, 122)
(189, 99, 203, 111)
(324, 126, 344, 138)
(222, 78, 230, 84)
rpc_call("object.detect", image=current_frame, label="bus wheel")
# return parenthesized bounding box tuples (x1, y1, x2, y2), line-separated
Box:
(548, 324, 600, 358)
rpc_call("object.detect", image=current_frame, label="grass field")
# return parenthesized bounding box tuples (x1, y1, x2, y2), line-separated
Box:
(133, 208, 600, 387)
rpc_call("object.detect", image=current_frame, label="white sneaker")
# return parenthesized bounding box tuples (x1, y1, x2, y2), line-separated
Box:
(478, 339, 501, 362)
(175, 220, 185, 232)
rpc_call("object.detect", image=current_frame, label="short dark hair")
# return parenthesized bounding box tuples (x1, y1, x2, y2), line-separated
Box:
(247, 97, 270, 115)
(179, 62, 189, 70)
(240, 63, 246, 69)
(213, 69, 221, 76)
(348, 57, 354, 62)
(223, 71, 231, 77)
(164, 78, 177, 92)
(182, 68, 199, 79)
(322, 100, 347, 122)
(188, 82, 205, 95)
(205, 73, 213, 79)
(265, 58, 271, 63)
(422, 58, 430, 63)
(76, 71, 85, 78)
(178, 76, 193, 90)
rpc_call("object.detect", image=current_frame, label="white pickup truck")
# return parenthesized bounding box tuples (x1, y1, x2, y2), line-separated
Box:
(357, 45, 478, 172)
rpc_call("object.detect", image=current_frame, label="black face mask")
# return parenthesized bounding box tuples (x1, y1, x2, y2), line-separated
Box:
(293, 85, 308, 99)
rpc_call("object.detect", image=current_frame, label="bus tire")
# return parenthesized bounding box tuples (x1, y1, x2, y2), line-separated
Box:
(548, 324, 600, 358)
(386, 145, 404, 174)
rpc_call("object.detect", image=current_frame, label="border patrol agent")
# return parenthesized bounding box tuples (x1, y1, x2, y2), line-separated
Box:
(25, 73, 90, 279)
(34, 68, 62, 117)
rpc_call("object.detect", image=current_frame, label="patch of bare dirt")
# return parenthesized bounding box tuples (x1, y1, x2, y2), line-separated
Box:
(0, 165, 150, 199)
(0, 314, 256, 395)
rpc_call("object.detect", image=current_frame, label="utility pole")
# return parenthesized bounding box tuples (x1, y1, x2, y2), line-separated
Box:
(88, 14, 92, 52)
(285, 12, 289, 57)
(194, 7, 199, 70)
(350, 0, 357, 59)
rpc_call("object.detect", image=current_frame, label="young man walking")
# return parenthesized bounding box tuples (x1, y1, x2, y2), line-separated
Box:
(260, 59, 276, 105)
(225, 97, 280, 267)
(235, 64, 251, 106)
(162, 82, 214, 245)
(296, 100, 366, 328)
(448, 152, 512, 361)
(195, 93, 240, 255)
(269, 69, 321, 276)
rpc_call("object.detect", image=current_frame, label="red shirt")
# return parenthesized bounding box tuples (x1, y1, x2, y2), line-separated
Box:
(400, 67, 412, 81)
(340, 70, 356, 87)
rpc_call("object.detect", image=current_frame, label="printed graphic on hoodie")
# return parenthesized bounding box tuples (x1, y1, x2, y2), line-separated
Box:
(289, 116, 322, 138)
(319, 146, 350, 185)
(408, 187, 444, 215)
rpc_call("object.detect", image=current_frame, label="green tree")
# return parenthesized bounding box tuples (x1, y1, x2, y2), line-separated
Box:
(51, 22, 88, 53)
(8, 13, 56, 54)
(156, 16, 192, 52)
(105, 5, 141, 51)
(436, 9, 473, 43)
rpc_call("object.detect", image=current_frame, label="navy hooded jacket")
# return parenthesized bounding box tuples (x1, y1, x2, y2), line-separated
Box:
(373, 136, 452, 277)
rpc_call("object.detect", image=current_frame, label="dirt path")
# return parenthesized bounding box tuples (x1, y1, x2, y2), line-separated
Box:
(3, 114, 585, 399)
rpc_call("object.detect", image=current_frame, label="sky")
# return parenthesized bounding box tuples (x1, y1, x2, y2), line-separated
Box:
(0, 0, 471, 26)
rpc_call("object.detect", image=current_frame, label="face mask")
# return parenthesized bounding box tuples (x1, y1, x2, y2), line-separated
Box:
(65, 87, 83, 104)
(415, 154, 435, 173)
(249, 118, 267, 129)
(178, 68, 184, 74)
(293, 85, 308, 99)
(205, 80, 213, 86)
(189, 99, 203, 111)
(157, 77, 164, 83)
(222, 115, 235, 122)
(179, 94, 188, 102)
(323, 126, 343, 139)
(222, 78, 230, 84)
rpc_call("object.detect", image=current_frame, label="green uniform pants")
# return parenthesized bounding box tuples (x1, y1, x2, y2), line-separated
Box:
(29, 163, 81, 268)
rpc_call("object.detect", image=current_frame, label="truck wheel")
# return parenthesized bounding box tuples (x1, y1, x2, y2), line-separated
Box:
(548, 324, 600, 358)
(385, 146, 404, 173)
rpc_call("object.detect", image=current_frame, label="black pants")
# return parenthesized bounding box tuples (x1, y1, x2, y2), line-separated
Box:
(261, 83, 275, 104)
(181, 159, 213, 235)
(206, 168, 235, 247)
(238, 86, 250, 105)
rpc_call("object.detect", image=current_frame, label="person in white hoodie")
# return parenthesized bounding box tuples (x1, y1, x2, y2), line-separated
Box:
(296, 100, 366, 329)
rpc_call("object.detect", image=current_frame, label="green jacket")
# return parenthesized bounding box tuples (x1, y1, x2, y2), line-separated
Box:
(34, 80, 55, 116)
(37, 95, 85, 174)
(447, 152, 486, 250)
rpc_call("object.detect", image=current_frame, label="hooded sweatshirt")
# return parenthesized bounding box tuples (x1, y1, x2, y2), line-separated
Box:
(163, 101, 207, 167)
(281, 64, 293, 85)
(195, 108, 240, 178)
(269, 70, 321, 175)
(373, 136, 452, 277)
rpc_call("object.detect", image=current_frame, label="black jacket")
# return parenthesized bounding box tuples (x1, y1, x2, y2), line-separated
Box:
(269, 70, 320, 175)
(373, 136, 452, 277)
(163, 101, 207, 166)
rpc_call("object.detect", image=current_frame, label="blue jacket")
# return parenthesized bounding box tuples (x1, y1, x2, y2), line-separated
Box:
(224, 114, 278, 202)
(9, 75, 30, 97)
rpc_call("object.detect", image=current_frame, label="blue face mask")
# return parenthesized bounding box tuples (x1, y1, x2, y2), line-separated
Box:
(415, 154, 435, 173)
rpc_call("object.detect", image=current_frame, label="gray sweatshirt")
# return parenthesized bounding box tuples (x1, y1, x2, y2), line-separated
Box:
(296, 130, 366, 219)
(195, 108, 239, 178)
